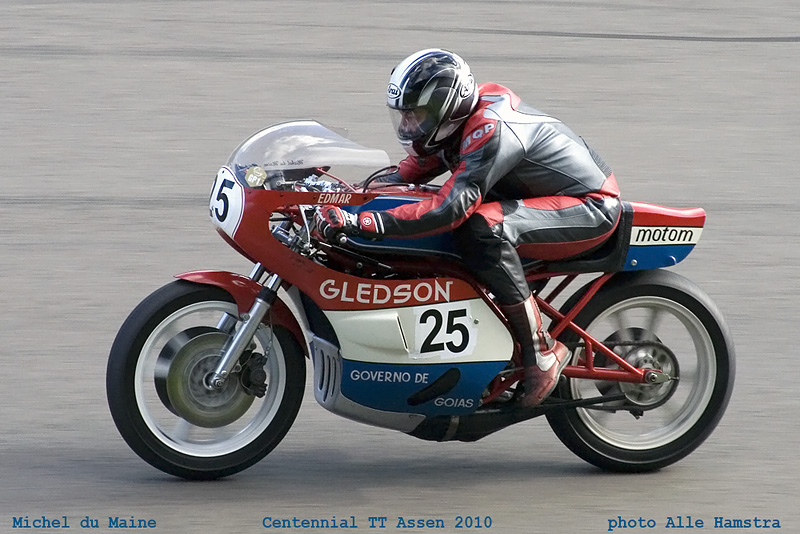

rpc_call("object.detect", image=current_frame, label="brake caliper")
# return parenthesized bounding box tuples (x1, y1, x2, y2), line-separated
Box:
(239, 352, 268, 397)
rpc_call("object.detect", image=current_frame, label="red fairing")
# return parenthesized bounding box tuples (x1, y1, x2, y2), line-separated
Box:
(175, 270, 307, 356)
(176, 271, 261, 313)
(219, 189, 480, 313)
(629, 202, 706, 227)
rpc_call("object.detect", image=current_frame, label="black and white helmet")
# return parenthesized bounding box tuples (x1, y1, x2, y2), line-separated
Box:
(386, 49, 477, 157)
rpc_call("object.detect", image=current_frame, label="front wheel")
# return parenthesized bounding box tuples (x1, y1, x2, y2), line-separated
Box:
(107, 280, 305, 479)
(546, 269, 735, 472)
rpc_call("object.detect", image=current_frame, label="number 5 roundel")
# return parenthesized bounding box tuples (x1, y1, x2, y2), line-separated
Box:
(209, 167, 245, 238)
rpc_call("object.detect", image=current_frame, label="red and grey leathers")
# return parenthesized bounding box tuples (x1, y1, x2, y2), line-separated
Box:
(357, 83, 622, 307)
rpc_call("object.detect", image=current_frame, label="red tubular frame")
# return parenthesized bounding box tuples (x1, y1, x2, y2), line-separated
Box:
(537, 273, 645, 383)
(481, 273, 647, 404)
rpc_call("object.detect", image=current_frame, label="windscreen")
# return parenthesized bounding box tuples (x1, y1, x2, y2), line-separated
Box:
(227, 120, 389, 173)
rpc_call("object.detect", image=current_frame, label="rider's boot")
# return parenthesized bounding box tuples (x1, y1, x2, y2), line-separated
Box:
(501, 294, 571, 407)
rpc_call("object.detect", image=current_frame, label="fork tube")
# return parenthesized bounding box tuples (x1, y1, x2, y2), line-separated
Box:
(248, 262, 266, 283)
(215, 313, 238, 334)
(207, 272, 283, 390)
(215, 263, 267, 333)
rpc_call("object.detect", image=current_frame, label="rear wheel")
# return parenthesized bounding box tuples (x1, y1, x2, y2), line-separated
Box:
(107, 280, 305, 479)
(546, 270, 734, 472)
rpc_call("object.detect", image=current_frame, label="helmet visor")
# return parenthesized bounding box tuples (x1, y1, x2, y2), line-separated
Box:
(389, 107, 438, 142)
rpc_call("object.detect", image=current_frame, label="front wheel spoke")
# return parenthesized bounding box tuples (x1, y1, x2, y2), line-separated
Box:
(209, 425, 231, 442)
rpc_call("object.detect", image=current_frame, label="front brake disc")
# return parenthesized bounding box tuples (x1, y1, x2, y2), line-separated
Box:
(154, 327, 254, 428)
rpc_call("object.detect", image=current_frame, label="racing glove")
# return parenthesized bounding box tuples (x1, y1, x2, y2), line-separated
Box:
(316, 205, 383, 241)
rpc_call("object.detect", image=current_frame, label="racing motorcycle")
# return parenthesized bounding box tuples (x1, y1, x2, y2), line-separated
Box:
(106, 120, 735, 480)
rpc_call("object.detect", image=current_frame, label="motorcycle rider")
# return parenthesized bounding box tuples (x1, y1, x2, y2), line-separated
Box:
(318, 49, 621, 407)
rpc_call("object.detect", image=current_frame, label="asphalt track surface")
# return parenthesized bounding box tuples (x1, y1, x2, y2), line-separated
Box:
(2, 1, 799, 533)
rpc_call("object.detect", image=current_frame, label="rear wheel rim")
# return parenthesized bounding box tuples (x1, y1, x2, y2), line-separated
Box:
(569, 296, 716, 450)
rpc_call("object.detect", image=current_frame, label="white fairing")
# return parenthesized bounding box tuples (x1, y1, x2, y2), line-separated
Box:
(308, 297, 514, 431)
(324, 298, 512, 365)
(209, 166, 245, 239)
(311, 336, 426, 432)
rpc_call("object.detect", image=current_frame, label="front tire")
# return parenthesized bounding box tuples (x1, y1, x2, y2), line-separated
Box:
(546, 269, 735, 472)
(107, 280, 305, 479)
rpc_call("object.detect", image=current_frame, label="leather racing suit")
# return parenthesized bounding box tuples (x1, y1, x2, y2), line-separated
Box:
(359, 83, 622, 306)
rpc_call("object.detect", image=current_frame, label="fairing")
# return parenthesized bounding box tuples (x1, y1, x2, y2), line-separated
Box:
(623, 202, 705, 270)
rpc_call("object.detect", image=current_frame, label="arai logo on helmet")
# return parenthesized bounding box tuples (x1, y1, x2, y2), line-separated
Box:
(459, 74, 475, 98)
(387, 83, 401, 99)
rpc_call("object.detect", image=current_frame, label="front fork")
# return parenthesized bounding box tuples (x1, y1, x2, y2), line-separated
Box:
(206, 220, 300, 391)
(207, 270, 282, 389)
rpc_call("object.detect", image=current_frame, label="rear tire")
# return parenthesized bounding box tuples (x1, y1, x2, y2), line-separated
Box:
(107, 280, 305, 479)
(546, 270, 734, 472)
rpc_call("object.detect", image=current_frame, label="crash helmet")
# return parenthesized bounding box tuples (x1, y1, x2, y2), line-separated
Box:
(386, 49, 478, 157)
